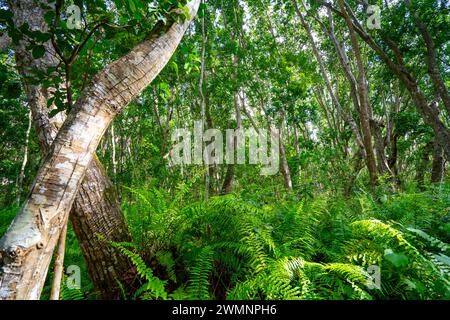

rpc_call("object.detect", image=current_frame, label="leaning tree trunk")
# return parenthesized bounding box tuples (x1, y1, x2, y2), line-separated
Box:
(0, 0, 201, 300)
(7, 0, 133, 299)
(28, 93, 134, 300)
(431, 141, 445, 184)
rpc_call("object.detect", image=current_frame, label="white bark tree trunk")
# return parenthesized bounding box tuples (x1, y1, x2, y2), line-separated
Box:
(49, 221, 67, 300)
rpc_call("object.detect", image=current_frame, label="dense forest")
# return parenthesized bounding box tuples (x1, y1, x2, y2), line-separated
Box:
(0, 0, 449, 301)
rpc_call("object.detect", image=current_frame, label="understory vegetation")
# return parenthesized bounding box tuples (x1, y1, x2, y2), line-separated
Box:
(3, 183, 449, 300)
(116, 183, 450, 300)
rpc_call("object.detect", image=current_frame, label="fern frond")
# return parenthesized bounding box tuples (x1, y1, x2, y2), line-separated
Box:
(111, 242, 168, 300)
(187, 246, 214, 300)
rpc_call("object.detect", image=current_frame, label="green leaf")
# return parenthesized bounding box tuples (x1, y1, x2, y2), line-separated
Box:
(198, 3, 207, 18)
(44, 11, 56, 24)
(46, 66, 57, 75)
(170, 61, 179, 76)
(47, 97, 56, 108)
(0, 9, 13, 21)
(179, 4, 191, 21)
(32, 45, 46, 59)
(128, 0, 137, 13)
(32, 31, 52, 43)
(48, 109, 62, 118)
(384, 249, 409, 268)
(443, 223, 450, 234)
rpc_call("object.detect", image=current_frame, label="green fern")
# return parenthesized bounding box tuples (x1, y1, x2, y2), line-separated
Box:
(111, 242, 168, 300)
(187, 246, 214, 300)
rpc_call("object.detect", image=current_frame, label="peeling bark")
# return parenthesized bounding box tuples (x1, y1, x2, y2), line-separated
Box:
(111, 124, 118, 178)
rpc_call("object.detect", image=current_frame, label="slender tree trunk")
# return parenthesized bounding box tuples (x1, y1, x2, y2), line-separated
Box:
(16, 109, 32, 205)
(49, 222, 67, 300)
(416, 142, 432, 191)
(152, 86, 174, 159)
(293, 126, 301, 161)
(0, 0, 201, 300)
(222, 165, 236, 195)
(431, 141, 445, 184)
(338, 0, 378, 187)
(293, 126, 302, 174)
(205, 95, 216, 195)
(241, 94, 293, 190)
(222, 3, 242, 194)
(258, 3, 294, 190)
(199, 3, 210, 200)
(387, 81, 401, 180)
(324, 7, 360, 119)
(279, 114, 293, 191)
(323, 6, 369, 160)
(280, 125, 292, 191)
(239, 94, 260, 135)
(371, 119, 393, 176)
(222, 89, 242, 194)
(314, 88, 340, 151)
